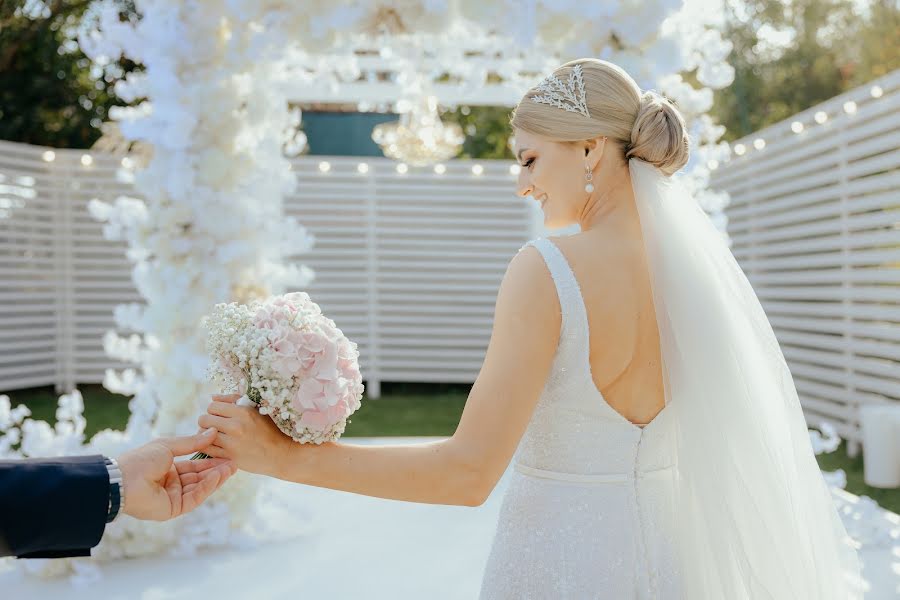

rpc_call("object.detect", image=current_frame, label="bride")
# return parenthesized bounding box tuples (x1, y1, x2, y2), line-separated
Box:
(197, 58, 862, 598)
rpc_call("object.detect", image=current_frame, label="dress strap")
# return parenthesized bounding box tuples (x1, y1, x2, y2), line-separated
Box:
(519, 237, 586, 336)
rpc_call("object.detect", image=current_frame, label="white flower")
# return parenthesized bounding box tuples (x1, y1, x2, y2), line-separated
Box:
(14, 0, 739, 581)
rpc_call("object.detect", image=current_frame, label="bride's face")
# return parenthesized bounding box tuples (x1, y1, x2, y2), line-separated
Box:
(513, 129, 597, 229)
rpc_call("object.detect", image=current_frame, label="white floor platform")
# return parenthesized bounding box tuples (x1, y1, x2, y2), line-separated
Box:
(1, 437, 897, 599)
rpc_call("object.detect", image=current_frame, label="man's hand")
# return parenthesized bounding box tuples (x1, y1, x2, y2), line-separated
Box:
(116, 428, 238, 521)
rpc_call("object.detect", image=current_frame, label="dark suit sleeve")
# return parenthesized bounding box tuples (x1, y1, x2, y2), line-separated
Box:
(0, 454, 109, 559)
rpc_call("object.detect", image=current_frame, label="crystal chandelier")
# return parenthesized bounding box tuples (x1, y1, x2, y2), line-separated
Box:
(371, 94, 464, 166)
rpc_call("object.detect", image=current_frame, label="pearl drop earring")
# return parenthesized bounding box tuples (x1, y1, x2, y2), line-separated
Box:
(584, 163, 594, 193)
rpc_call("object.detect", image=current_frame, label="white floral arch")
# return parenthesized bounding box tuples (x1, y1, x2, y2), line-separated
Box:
(7, 0, 746, 577)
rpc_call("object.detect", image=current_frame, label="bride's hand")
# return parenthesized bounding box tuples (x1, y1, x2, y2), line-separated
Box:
(197, 394, 292, 477)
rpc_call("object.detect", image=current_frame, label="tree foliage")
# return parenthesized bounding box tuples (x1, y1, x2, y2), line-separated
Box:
(710, 0, 900, 141)
(1, 1, 897, 151)
(0, 0, 137, 148)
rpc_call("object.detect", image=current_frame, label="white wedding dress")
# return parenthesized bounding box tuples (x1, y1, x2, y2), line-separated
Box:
(478, 159, 861, 599)
(479, 237, 679, 599)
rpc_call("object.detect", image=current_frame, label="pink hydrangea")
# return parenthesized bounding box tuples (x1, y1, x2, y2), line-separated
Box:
(205, 292, 364, 444)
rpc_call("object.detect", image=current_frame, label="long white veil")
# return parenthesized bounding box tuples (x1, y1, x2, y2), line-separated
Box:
(629, 157, 863, 599)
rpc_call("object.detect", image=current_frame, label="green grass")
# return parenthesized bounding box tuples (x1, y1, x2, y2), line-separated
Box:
(814, 438, 900, 514)
(2, 382, 470, 440)
(344, 389, 468, 437)
(4, 384, 133, 440)
(3, 383, 898, 514)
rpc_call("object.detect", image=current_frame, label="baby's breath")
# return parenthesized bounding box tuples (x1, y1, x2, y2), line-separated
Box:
(203, 293, 365, 445)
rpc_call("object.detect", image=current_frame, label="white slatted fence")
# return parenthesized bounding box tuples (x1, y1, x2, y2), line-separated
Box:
(0, 147, 533, 396)
(709, 69, 900, 455)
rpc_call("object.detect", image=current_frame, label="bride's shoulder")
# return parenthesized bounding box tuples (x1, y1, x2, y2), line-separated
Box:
(496, 243, 561, 328)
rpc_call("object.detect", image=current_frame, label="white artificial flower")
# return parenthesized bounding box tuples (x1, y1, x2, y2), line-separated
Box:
(14, 0, 742, 581)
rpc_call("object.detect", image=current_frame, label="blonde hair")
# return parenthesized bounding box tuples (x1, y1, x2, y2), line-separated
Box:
(510, 58, 690, 176)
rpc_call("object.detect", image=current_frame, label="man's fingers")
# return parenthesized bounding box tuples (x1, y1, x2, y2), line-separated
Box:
(181, 467, 226, 513)
(211, 463, 236, 491)
(180, 471, 201, 486)
(179, 461, 235, 486)
(198, 442, 230, 459)
(211, 461, 237, 481)
(163, 465, 181, 516)
(175, 457, 231, 475)
(156, 428, 218, 457)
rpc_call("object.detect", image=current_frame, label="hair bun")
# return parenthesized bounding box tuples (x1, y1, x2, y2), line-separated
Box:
(626, 90, 690, 176)
(640, 90, 661, 107)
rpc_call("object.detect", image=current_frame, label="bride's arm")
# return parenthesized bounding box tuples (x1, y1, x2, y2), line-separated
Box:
(199, 246, 559, 507)
(273, 437, 482, 506)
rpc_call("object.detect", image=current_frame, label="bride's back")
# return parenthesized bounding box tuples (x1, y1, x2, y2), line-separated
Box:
(481, 233, 681, 599)
(549, 231, 667, 427)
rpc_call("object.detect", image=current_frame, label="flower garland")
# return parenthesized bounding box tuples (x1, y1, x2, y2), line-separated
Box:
(0, 0, 774, 581)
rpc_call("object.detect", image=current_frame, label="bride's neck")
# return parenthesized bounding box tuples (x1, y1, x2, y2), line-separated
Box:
(579, 174, 640, 240)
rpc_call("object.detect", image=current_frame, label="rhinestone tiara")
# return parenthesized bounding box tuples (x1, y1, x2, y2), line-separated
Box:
(529, 64, 590, 118)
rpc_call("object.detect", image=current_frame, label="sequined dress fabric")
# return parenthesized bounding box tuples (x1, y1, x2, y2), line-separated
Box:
(478, 238, 680, 600)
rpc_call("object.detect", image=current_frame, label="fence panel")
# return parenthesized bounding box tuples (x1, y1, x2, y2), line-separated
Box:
(709, 69, 900, 454)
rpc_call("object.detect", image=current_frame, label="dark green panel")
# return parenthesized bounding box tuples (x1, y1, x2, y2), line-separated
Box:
(302, 111, 399, 157)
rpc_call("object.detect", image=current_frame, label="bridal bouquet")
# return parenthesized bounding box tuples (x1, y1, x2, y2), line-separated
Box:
(192, 291, 364, 459)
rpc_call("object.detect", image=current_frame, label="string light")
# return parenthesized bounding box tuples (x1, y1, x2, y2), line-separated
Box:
(72, 80, 883, 182)
(42, 150, 56, 162)
(721, 79, 888, 164)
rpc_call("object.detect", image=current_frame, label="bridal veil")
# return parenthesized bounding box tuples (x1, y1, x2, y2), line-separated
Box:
(629, 156, 863, 599)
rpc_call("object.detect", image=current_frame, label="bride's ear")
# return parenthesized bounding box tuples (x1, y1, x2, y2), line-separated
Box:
(583, 136, 606, 168)
(584, 135, 606, 153)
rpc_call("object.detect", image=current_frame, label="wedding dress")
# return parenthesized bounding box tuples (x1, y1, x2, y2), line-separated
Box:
(478, 158, 861, 599)
(478, 236, 679, 599)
